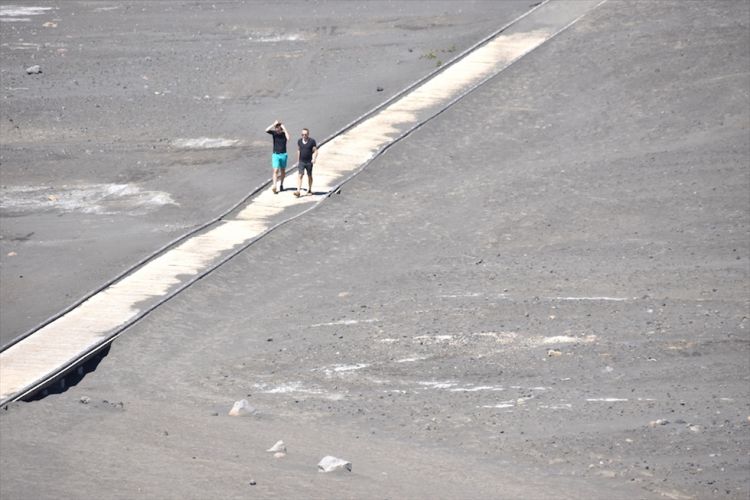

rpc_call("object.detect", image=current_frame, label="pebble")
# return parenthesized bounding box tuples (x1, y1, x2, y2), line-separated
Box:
(26, 65, 42, 75)
(228, 399, 256, 416)
(547, 349, 562, 357)
(376, 86, 384, 92)
(79, 396, 90, 404)
(266, 440, 286, 453)
(649, 419, 669, 427)
(318, 455, 352, 472)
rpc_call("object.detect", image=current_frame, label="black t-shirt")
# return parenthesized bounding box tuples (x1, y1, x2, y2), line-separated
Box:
(267, 130, 287, 154)
(297, 138, 317, 163)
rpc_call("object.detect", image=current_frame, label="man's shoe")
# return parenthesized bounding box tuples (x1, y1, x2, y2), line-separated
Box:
(293, 191, 300, 197)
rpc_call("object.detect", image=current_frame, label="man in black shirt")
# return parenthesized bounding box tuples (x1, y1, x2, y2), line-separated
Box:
(294, 127, 318, 197)
(265, 119, 289, 193)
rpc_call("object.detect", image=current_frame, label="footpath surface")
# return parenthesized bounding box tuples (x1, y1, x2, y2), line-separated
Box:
(1, 1, 749, 499)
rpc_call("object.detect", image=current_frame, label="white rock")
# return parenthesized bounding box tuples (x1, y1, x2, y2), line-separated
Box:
(648, 419, 669, 427)
(26, 65, 42, 74)
(267, 440, 286, 453)
(318, 455, 352, 472)
(228, 399, 256, 416)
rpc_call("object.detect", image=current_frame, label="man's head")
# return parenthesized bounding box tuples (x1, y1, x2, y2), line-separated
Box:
(275, 123, 283, 131)
(301, 128, 309, 138)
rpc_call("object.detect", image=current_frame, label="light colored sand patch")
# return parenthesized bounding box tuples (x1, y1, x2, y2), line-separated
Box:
(529, 334, 597, 347)
(254, 382, 324, 394)
(481, 400, 516, 409)
(539, 403, 573, 410)
(0, 6, 53, 17)
(0, 184, 178, 215)
(395, 356, 426, 363)
(417, 380, 458, 390)
(471, 331, 519, 343)
(448, 385, 505, 392)
(4, 42, 40, 50)
(332, 363, 369, 372)
(248, 33, 304, 42)
(414, 334, 454, 343)
(171, 137, 239, 149)
(542, 335, 596, 344)
(552, 296, 633, 301)
(315, 363, 370, 378)
(310, 319, 378, 327)
(586, 398, 629, 402)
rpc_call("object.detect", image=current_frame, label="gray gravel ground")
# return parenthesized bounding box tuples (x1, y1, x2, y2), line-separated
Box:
(1, 1, 749, 499)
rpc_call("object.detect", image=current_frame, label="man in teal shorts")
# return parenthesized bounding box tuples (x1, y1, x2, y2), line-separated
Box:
(265, 119, 290, 193)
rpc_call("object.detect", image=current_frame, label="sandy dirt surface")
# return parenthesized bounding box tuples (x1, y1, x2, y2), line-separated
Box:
(1, 1, 749, 499)
(0, 0, 531, 344)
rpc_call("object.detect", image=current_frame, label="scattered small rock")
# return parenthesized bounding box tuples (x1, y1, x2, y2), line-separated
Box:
(26, 65, 42, 75)
(376, 86, 384, 92)
(228, 399, 256, 416)
(318, 455, 352, 472)
(648, 419, 669, 427)
(266, 440, 286, 453)
(547, 349, 562, 357)
(689, 425, 702, 433)
(79, 396, 90, 404)
(249, 480, 256, 486)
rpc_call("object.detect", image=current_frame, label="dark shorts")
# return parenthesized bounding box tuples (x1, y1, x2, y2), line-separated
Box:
(298, 161, 313, 176)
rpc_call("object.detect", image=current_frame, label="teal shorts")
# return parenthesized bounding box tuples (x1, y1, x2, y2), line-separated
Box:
(272, 153, 288, 169)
